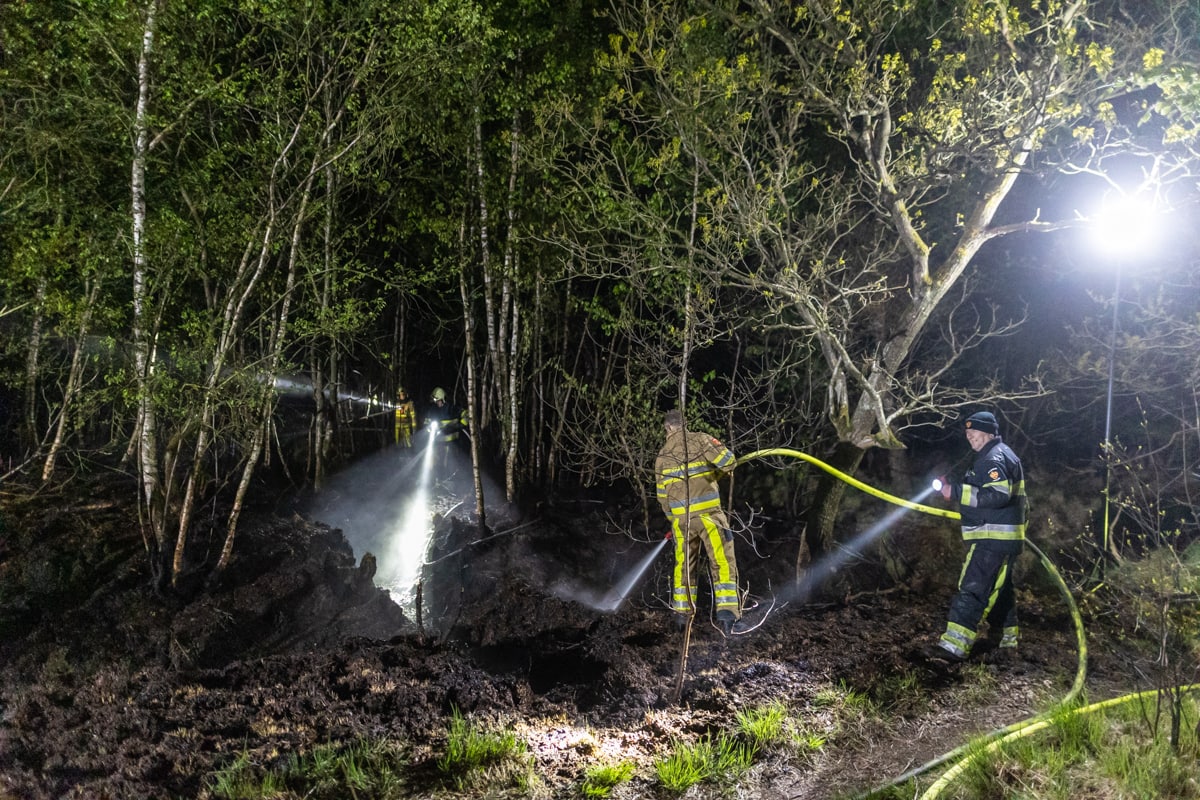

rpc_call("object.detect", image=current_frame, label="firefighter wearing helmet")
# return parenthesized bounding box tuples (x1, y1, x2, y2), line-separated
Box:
(425, 387, 468, 472)
(393, 387, 416, 447)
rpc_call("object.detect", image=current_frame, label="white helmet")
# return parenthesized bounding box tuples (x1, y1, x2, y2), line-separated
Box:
(432, 387, 446, 402)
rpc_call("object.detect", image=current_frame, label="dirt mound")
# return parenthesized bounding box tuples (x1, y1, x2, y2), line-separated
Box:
(0, 472, 1086, 799)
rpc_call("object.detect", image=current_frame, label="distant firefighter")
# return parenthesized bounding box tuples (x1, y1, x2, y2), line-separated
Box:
(394, 387, 416, 447)
(655, 408, 743, 635)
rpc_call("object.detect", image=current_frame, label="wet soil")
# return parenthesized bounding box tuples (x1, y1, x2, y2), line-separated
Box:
(0, 467, 1119, 799)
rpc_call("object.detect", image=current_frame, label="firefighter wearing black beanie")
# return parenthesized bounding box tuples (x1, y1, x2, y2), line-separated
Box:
(926, 410, 1027, 664)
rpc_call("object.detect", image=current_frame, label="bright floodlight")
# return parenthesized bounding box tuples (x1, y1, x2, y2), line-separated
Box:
(1090, 191, 1159, 258)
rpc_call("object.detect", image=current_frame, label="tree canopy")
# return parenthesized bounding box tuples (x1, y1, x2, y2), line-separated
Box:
(2, 0, 1198, 577)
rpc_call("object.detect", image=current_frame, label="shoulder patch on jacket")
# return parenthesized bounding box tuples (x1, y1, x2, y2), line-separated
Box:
(989, 469, 1000, 481)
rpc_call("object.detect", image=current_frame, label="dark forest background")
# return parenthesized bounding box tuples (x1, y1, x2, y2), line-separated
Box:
(2, 0, 1199, 590)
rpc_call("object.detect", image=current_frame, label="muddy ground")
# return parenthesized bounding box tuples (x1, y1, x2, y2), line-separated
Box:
(0, 463, 1128, 799)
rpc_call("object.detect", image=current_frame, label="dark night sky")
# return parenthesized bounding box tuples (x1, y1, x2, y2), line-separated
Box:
(910, 164, 1198, 476)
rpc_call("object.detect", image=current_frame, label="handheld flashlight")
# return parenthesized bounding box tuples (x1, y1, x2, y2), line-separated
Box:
(931, 478, 944, 492)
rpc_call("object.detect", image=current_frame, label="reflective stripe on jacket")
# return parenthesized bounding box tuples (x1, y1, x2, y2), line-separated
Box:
(954, 437, 1027, 542)
(655, 429, 735, 518)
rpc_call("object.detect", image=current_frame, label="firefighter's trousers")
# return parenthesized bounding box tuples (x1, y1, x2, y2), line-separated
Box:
(940, 540, 1022, 657)
(395, 413, 414, 447)
(671, 510, 740, 620)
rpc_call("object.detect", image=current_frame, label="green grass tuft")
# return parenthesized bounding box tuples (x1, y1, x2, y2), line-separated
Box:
(436, 708, 531, 791)
(581, 761, 636, 798)
(208, 740, 407, 800)
(735, 701, 789, 753)
(654, 732, 756, 792)
(655, 736, 714, 791)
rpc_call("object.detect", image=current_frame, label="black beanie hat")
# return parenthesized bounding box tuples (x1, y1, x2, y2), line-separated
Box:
(965, 411, 999, 435)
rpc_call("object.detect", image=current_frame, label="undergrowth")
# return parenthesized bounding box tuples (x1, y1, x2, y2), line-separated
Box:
(437, 708, 534, 792)
(207, 738, 407, 800)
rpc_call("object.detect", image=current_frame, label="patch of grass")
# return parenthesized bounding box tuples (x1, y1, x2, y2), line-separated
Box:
(1103, 736, 1197, 798)
(292, 738, 406, 798)
(870, 669, 930, 716)
(654, 732, 754, 792)
(655, 737, 712, 792)
(1044, 701, 1105, 762)
(207, 751, 283, 800)
(813, 679, 882, 745)
(814, 680, 876, 714)
(208, 738, 408, 800)
(954, 663, 1000, 706)
(937, 694, 1200, 800)
(437, 708, 531, 791)
(791, 723, 827, 754)
(832, 780, 916, 800)
(713, 734, 756, 779)
(580, 761, 635, 798)
(735, 700, 789, 753)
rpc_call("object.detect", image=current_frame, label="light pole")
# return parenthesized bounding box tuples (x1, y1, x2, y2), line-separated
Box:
(1100, 262, 1119, 562)
(1089, 191, 1158, 568)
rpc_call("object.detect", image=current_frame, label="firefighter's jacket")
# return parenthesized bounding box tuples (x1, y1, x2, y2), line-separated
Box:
(426, 401, 467, 444)
(394, 400, 416, 432)
(949, 437, 1027, 543)
(655, 429, 735, 520)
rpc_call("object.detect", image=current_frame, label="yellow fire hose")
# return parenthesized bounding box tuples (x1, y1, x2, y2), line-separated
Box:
(740, 447, 1200, 798)
(739, 448, 960, 520)
(736, 448, 1087, 798)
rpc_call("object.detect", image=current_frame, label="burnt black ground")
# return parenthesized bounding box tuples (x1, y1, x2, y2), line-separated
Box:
(0, 467, 1106, 799)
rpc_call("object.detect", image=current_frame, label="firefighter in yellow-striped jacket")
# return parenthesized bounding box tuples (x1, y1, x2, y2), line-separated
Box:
(931, 410, 1027, 662)
(394, 387, 416, 447)
(655, 408, 742, 634)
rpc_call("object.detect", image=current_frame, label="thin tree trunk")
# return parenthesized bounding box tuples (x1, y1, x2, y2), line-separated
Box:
(472, 107, 498, 429)
(499, 113, 522, 502)
(528, 265, 547, 487)
(547, 278, 586, 487)
(311, 353, 328, 489)
(459, 227, 486, 527)
(313, 158, 337, 489)
(505, 280, 520, 502)
(131, 0, 165, 581)
(23, 274, 47, 452)
(218, 419, 266, 576)
(393, 286, 408, 393)
(676, 162, 702, 411)
(42, 276, 102, 480)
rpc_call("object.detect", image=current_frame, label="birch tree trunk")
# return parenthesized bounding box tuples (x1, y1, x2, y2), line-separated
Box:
(459, 221, 486, 527)
(171, 230, 274, 585)
(472, 107, 499, 430)
(311, 160, 337, 490)
(214, 31, 372, 575)
(499, 115, 522, 503)
(215, 165, 312, 577)
(130, 0, 166, 580)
